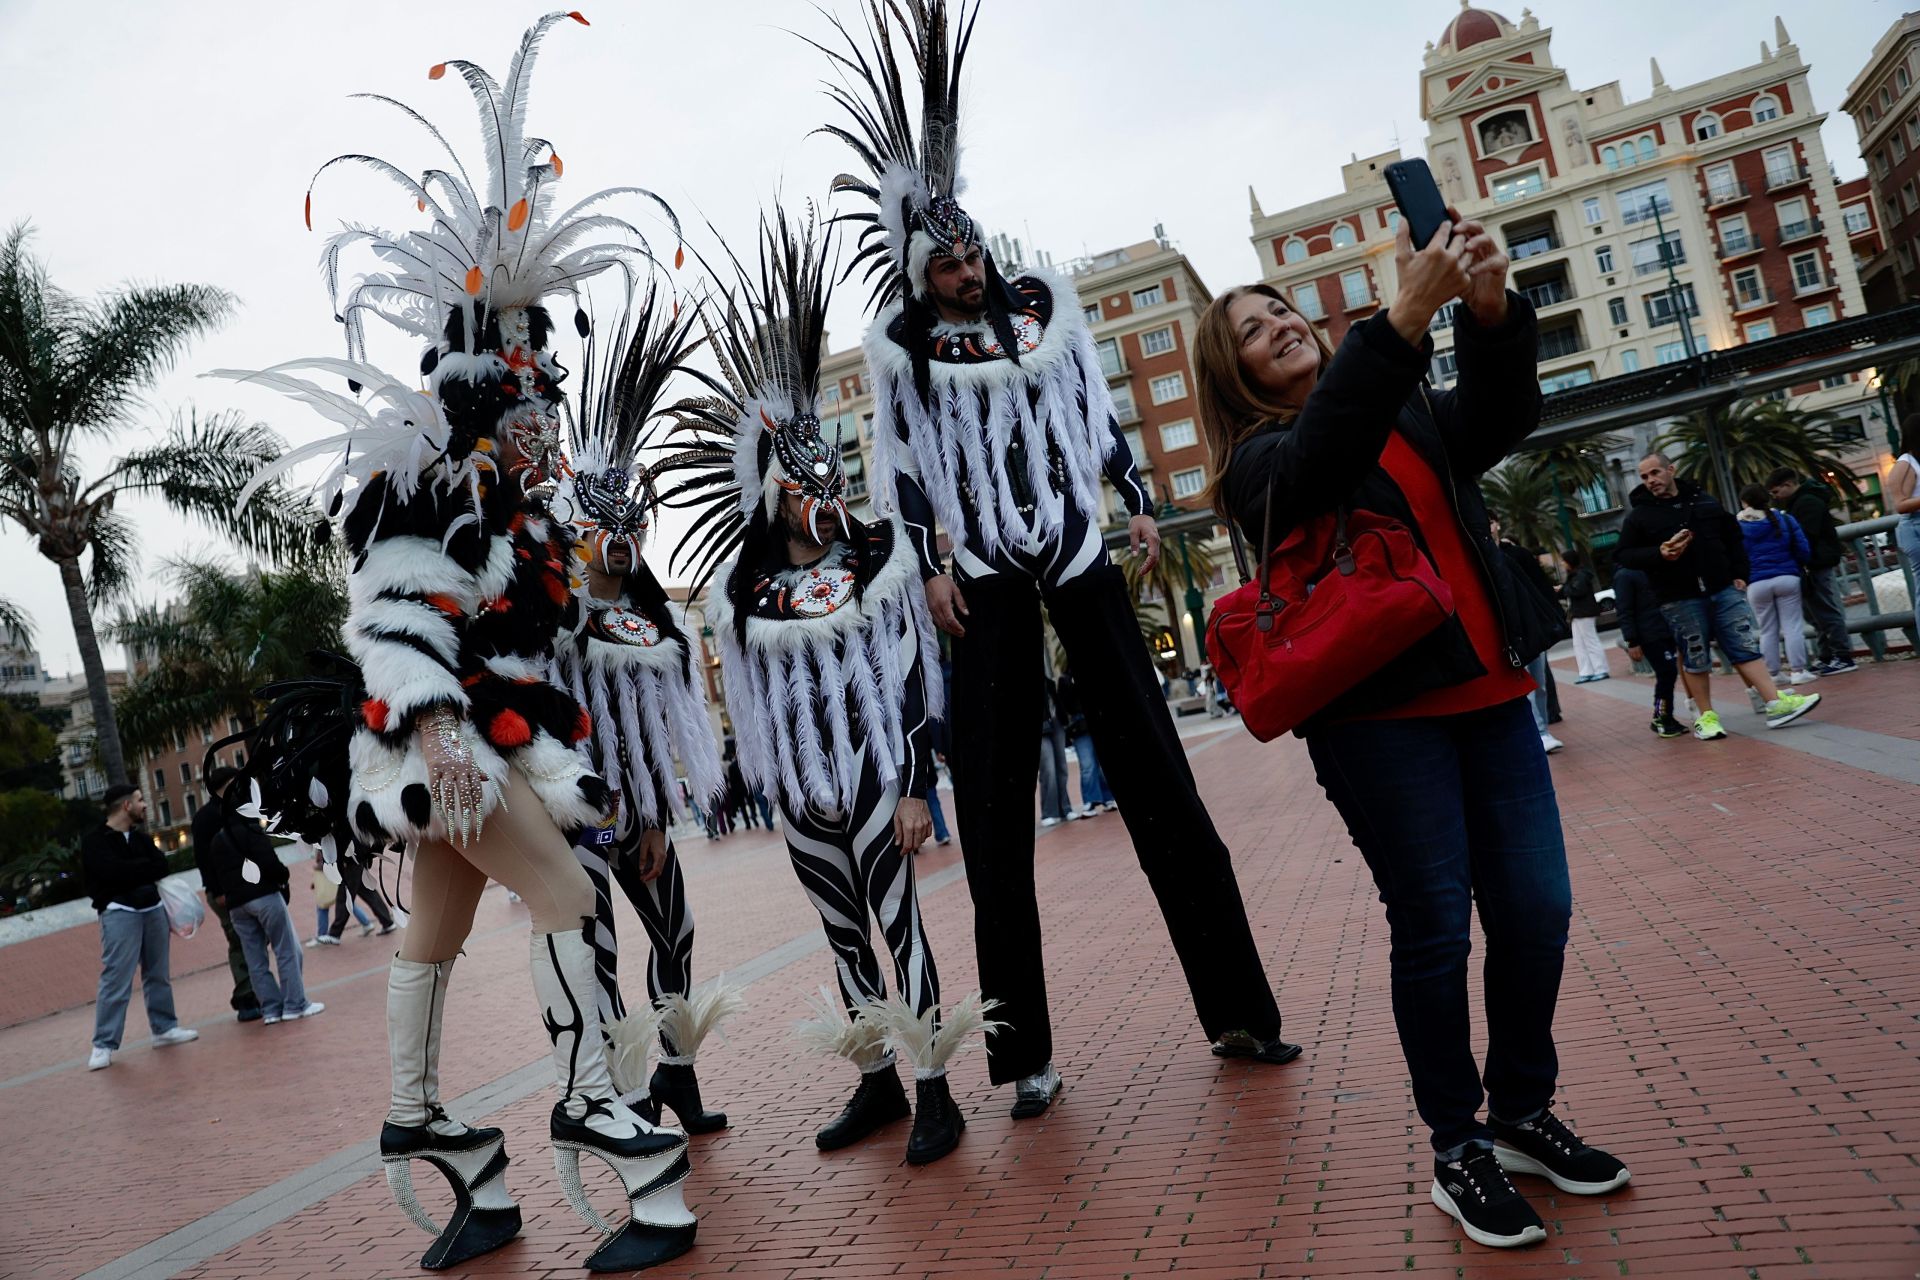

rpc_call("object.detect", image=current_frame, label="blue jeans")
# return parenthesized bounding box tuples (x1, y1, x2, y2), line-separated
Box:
(1660, 586, 1763, 673)
(926, 785, 950, 842)
(93, 906, 178, 1050)
(1070, 734, 1112, 806)
(1037, 726, 1070, 820)
(229, 894, 308, 1017)
(1524, 654, 1549, 733)
(1306, 697, 1573, 1154)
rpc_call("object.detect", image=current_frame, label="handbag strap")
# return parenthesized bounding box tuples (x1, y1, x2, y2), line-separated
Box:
(1248, 450, 1352, 608)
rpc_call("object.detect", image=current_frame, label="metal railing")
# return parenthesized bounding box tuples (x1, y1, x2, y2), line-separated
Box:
(1715, 235, 1760, 259)
(1537, 328, 1587, 360)
(1704, 180, 1751, 207)
(1778, 216, 1825, 245)
(1619, 200, 1675, 227)
(1836, 514, 1918, 658)
(1765, 161, 1811, 191)
(1730, 285, 1777, 312)
(1508, 232, 1563, 260)
(1520, 280, 1575, 309)
(1792, 269, 1838, 296)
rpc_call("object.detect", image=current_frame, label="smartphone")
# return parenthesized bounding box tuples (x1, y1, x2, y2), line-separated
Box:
(1383, 159, 1450, 249)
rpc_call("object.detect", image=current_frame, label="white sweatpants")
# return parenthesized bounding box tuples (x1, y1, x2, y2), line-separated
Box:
(1570, 616, 1608, 678)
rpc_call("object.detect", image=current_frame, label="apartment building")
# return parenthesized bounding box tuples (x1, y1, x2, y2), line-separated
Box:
(1841, 10, 1920, 309)
(1250, 7, 1870, 427)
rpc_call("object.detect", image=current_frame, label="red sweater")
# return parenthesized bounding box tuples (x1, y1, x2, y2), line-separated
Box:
(1362, 432, 1535, 721)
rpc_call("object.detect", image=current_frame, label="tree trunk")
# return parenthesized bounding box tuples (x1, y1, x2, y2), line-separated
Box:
(56, 555, 129, 788)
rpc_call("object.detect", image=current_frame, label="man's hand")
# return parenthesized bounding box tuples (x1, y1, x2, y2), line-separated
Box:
(1733, 579, 1746, 592)
(1627, 645, 1644, 662)
(925, 574, 969, 637)
(1448, 205, 1510, 326)
(1659, 529, 1694, 561)
(892, 797, 932, 853)
(635, 828, 668, 883)
(1128, 514, 1162, 574)
(211, 894, 226, 910)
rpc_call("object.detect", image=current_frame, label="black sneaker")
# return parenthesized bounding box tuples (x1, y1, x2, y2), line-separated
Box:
(1431, 1148, 1547, 1248)
(1816, 658, 1859, 675)
(1651, 714, 1686, 738)
(1490, 1110, 1630, 1195)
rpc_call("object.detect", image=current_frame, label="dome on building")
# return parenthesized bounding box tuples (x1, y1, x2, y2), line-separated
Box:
(1438, 3, 1514, 52)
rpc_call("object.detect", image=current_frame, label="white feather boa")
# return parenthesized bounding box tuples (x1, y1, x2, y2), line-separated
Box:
(551, 601, 725, 833)
(862, 268, 1120, 563)
(706, 519, 940, 814)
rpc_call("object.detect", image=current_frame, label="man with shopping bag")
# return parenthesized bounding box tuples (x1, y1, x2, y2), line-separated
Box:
(81, 786, 199, 1070)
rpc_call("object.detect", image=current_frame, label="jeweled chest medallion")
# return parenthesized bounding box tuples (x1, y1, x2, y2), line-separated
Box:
(790, 568, 857, 619)
(601, 607, 662, 647)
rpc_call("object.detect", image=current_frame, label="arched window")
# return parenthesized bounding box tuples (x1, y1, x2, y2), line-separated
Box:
(1282, 237, 1308, 263)
(1602, 145, 1618, 168)
(1751, 94, 1780, 123)
(1694, 114, 1721, 141)
(1637, 136, 1657, 163)
(1331, 223, 1357, 248)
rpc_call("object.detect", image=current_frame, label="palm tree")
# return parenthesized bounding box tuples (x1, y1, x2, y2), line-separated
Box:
(1482, 461, 1586, 554)
(0, 222, 305, 786)
(111, 557, 348, 759)
(1655, 398, 1861, 501)
(1120, 523, 1220, 668)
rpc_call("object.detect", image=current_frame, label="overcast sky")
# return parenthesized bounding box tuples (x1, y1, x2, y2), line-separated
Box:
(0, 0, 1896, 677)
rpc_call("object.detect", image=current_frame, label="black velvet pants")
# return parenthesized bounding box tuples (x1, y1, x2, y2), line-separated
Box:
(949, 563, 1283, 1084)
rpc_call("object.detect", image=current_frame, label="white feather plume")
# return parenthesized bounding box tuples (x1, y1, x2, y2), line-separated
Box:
(793, 986, 891, 1071)
(656, 977, 747, 1064)
(861, 991, 1003, 1080)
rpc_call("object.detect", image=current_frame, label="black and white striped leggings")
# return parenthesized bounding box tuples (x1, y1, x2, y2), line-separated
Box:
(574, 821, 696, 1055)
(781, 754, 940, 1024)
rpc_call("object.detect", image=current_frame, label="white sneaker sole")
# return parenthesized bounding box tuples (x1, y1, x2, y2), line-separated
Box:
(1429, 1179, 1547, 1248)
(1493, 1146, 1632, 1195)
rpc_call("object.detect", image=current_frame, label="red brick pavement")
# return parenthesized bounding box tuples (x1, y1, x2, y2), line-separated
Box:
(3, 666, 1918, 1279)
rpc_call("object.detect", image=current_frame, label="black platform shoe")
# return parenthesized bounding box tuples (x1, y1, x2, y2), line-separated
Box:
(380, 1113, 524, 1271)
(816, 1068, 911, 1150)
(905, 1075, 965, 1166)
(636, 1061, 728, 1134)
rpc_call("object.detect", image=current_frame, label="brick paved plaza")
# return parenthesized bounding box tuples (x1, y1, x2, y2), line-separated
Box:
(3, 653, 1917, 1280)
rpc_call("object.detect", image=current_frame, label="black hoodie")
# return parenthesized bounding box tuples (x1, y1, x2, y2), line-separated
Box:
(1780, 479, 1843, 569)
(1615, 479, 1750, 604)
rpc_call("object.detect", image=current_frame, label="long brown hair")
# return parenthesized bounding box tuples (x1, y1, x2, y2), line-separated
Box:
(1193, 284, 1334, 517)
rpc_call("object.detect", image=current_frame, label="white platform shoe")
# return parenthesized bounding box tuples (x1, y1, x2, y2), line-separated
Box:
(532, 928, 697, 1273)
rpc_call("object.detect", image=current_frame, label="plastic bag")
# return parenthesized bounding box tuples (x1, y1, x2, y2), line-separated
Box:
(157, 874, 206, 940)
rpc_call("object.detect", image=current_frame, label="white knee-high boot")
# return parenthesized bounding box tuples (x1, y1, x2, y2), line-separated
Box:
(381, 956, 522, 1270)
(531, 928, 698, 1273)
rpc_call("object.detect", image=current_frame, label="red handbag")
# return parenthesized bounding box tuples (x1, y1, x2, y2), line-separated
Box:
(1208, 463, 1456, 741)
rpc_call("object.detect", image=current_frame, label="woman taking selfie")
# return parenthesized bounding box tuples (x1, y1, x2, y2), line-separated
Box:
(1193, 211, 1627, 1250)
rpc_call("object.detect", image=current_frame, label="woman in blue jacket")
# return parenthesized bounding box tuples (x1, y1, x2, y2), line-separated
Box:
(1738, 482, 1815, 685)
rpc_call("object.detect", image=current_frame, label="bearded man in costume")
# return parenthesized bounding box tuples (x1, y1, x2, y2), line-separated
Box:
(813, 0, 1300, 1119)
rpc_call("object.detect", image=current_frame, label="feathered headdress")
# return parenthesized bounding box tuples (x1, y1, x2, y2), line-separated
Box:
(654, 207, 848, 599)
(290, 8, 678, 494)
(307, 9, 679, 365)
(809, 0, 983, 310)
(549, 276, 701, 574)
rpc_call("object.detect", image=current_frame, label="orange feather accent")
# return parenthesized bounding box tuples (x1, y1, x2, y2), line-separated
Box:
(674, 244, 685, 270)
(303, 192, 312, 230)
(550, 152, 564, 177)
(760, 408, 778, 431)
(428, 62, 447, 80)
(465, 265, 484, 295)
(416, 199, 426, 213)
(508, 199, 529, 232)
(568, 10, 589, 24)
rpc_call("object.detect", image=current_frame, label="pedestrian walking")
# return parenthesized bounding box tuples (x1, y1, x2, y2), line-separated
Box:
(1559, 549, 1608, 682)
(326, 855, 397, 942)
(1889, 418, 1920, 617)
(309, 854, 362, 945)
(189, 775, 262, 1024)
(1198, 205, 1628, 1250)
(1616, 454, 1819, 740)
(82, 785, 199, 1069)
(1611, 565, 1685, 737)
(202, 771, 322, 1025)
(1036, 675, 1072, 827)
(1737, 483, 1817, 686)
(1055, 668, 1115, 813)
(1766, 468, 1857, 673)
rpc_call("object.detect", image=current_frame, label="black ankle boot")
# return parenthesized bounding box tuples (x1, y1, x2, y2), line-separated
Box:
(815, 1068, 910, 1150)
(638, 1061, 728, 1135)
(906, 1075, 965, 1165)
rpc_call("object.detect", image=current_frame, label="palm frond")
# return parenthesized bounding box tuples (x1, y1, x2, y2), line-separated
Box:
(99, 409, 311, 562)
(85, 512, 140, 607)
(0, 595, 31, 645)
(60, 283, 235, 436)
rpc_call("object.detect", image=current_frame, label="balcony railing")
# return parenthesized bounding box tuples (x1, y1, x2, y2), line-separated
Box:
(1633, 250, 1688, 276)
(1845, 217, 1877, 238)
(1778, 217, 1825, 246)
(1520, 280, 1575, 309)
(1731, 286, 1778, 313)
(1508, 232, 1563, 261)
(1792, 269, 1838, 297)
(1765, 161, 1811, 191)
(1704, 180, 1751, 208)
(1342, 292, 1378, 313)
(1715, 235, 1761, 261)
(1537, 328, 1587, 361)
(1619, 199, 1675, 227)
